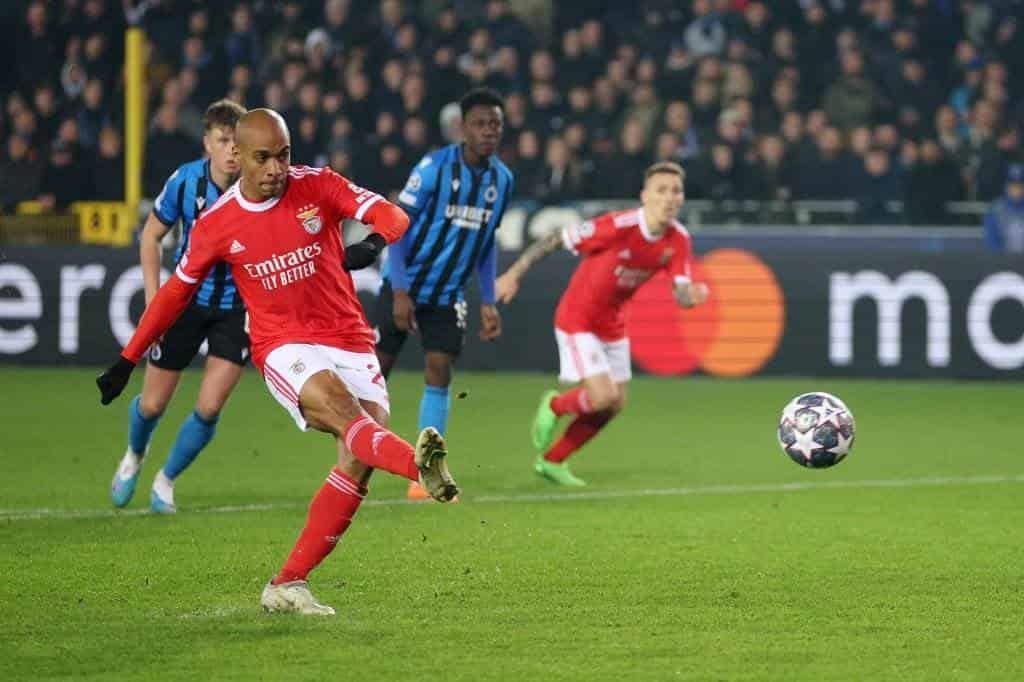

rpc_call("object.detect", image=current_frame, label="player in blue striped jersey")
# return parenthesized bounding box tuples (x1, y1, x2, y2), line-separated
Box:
(109, 100, 248, 514)
(374, 88, 514, 499)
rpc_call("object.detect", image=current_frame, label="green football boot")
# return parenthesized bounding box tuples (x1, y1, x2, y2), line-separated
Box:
(531, 389, 560, 452)
(534, 456, 587, 487)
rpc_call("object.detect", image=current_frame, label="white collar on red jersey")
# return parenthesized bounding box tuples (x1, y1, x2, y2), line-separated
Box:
(637, 207, 684, 242)
(233, 181, 281, 213)
(637, 208, 661, 242)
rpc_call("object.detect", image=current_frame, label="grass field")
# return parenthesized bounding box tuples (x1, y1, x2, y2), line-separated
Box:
(1, 367, 1022, 681)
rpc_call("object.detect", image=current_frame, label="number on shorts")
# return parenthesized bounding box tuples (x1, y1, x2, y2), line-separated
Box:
(454, 300, 468, 330)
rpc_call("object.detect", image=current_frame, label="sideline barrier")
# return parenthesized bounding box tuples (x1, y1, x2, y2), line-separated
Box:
(1, 234, 1019, 379)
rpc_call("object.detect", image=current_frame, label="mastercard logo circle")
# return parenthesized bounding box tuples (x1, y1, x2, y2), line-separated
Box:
(626, 248, 785, 377)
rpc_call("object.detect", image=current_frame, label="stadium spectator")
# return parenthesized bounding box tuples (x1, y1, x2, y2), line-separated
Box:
(5, 0, 1024, 219)
(983, 164, 1024, 253)
(37, 139, 90, 211)
(15, 1, 60, 91)
(906, 139, 964, 225)
(533, 134, 586, 202)
(0, 135, 43, 212)
(690, 142, 746, 201)
(591, 117, 648, 198)
(795, 126, 857, 199)
(854, 147, 904, 225)
(515, 129, 543, 190)
(661, 100, 701, 161)
(91, 125, 124, 201)
(143, 106, 194, 197)
(32, 83, 61, 150)
(823, 50, 878, 132)
(747, 133, 794, 201)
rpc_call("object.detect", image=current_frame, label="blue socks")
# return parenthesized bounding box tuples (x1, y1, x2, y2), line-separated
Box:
(418, 385, 450, 436)
(162, 410, 219, 480)
(128, 395, 162, 455)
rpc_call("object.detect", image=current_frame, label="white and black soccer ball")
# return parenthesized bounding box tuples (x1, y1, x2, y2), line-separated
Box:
(777, 392, 855, 469)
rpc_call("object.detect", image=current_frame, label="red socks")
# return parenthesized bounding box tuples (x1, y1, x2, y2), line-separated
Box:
(544, 411, 613, 463)
(273, 468, 366, 585)
(550, 387, 592, 416)
(342, 415, 420, 481)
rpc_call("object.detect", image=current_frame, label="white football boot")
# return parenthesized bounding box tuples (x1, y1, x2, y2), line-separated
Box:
(260, 580, 336, 616)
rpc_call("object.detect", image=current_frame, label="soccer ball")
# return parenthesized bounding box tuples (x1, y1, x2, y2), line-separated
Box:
(777, 392, 855, 468)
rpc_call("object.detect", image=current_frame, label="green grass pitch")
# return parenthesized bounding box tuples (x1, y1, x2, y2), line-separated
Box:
(1, 367, 1022, 681)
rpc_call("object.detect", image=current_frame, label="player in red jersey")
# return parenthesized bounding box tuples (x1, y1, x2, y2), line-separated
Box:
(495, 161, 709, 486)
(96, 109, 459, 616)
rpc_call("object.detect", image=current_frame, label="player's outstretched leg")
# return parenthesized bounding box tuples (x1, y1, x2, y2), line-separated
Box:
(300, 369, 461, 502)
(111, 395, 163, 507)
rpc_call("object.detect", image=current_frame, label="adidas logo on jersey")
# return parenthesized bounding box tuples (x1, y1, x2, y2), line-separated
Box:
(230, 240, 246, 254)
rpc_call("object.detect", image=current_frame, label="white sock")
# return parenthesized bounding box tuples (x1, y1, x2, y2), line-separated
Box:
(117, 449, 144, 479)
(152, 470, 175, 504)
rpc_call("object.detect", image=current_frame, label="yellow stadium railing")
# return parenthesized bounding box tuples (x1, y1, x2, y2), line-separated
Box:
(4, 201, 136, 246)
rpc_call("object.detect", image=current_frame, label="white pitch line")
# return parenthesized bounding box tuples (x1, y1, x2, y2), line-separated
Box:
(0, 474, 1022, 523)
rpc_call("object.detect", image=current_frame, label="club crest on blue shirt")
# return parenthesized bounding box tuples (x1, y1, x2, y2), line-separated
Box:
(484, 184, 499, 203)
(296, 204, 322, 234)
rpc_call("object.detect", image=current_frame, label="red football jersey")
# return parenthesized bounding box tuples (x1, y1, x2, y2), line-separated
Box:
(175, 165, 391, 371)
(555, 208, 693, 340)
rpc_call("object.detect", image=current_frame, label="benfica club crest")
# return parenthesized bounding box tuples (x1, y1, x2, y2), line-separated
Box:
(296, 204, 322, 234)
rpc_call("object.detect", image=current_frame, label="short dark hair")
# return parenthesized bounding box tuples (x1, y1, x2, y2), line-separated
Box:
(644, 160, 686, 185)
(459, 87, 504, 118)
(203, 99, 247, 133)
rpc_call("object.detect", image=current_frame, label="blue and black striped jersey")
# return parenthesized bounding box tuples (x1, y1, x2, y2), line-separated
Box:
(384, 144, 514, 306)
(152, 158, 241, 310)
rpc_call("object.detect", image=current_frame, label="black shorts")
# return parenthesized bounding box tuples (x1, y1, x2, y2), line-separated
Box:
(148, 303, 250, 371)
(374, 283, 467, 358)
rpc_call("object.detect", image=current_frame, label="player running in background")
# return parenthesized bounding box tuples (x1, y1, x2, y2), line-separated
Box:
(375, 88, 514, 500)
(495, 161, 709, 486)
(110, 99, 247, 514)
(96, 109, 459, 616)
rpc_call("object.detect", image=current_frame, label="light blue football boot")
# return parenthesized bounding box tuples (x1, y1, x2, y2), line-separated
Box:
(110, 448, 145, 508)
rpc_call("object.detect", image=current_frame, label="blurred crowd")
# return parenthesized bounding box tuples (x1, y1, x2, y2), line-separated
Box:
(2, 0, 1023, 225)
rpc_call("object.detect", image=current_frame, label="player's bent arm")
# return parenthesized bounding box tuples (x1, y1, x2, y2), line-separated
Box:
(495, 229, 564, 303)
(139, 212, 172, 304)
(505, 229, 564, 279)
(343, 201, 411, 271)
(673, 281, 709, 308)
(363, 200, 410, 244)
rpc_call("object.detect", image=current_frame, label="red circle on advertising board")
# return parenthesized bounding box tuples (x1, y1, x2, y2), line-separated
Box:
(626, 249, 785, 377)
